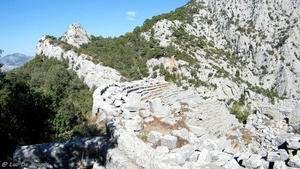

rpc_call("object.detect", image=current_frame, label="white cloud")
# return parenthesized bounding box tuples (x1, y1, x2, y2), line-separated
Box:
(126, 11, 137, 17)
(126, 11, 137, 20)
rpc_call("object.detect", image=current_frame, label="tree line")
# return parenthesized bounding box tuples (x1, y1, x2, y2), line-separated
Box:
(0, 55, 97, 161)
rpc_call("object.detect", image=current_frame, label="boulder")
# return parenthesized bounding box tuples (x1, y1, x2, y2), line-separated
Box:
(161, 135, 178, 150)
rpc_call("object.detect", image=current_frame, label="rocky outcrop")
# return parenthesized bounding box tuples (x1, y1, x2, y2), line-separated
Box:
(36, 26, 121, 88)
(60, 23, 91, 48)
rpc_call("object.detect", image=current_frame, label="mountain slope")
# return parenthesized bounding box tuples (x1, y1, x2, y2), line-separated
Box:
(0, 53, 33, 71)
(37, 0, 300, 102)
(141, 0, 300, 100)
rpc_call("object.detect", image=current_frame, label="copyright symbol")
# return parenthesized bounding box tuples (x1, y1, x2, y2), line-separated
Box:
(2, 162, 8, 167)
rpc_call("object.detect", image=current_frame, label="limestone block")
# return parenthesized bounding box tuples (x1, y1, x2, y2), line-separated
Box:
(164, 144, 195, 165)
(273, 161, 287, 169)
(114, 100, 123, 107)
(188, 151, 200, 162)
(155, 146, 169, 154)
(144, 116, 154, 123)
(140, 109, 151, 118)
(124, 115, 143, 131)
(171, 102, 181, 113)
(147, 131, 163, 144)
(287, 155, 300, 168)
(188, 125, 206, 137)
(244, 154, 263, 169)
(286, 135, 300, 150)
(122, 93, 141, 112)
(117, 130, 181, 169)
(267, 152, 281, 162)
(114, 93, 122, 100)
(277, 149, 289, 161)
(197, 148, 212, 164)
(182, 161, 204, 169)
(149, 98, 163, 114)
(210, 150, 232, 166)
(172, 128, 189, 140)
(188, 132, 200, 146)
(105, 148, 141, 169)
(161, 135, 178, 150)
(223, 159, 244, 169)
(161, 117, 178, 125)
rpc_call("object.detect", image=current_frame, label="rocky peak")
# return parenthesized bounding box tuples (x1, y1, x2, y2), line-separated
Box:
(60, 23, 91, 48)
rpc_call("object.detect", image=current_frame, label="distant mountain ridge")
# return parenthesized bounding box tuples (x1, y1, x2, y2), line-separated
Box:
(0, 53, 33, 71)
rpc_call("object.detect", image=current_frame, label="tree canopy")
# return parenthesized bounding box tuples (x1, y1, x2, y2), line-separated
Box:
(0, 55, 95, 161)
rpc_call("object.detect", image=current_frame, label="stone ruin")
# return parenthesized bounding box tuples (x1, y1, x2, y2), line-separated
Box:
(14, 78, 300, 168)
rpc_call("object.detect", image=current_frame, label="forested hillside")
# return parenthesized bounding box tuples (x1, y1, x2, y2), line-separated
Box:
(0, 55, 97, 161)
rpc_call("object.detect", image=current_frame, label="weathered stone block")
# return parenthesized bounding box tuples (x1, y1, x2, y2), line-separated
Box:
(123, 93, 141, 112)
(114, 100, 123, 107)
(164, 144, 195, 165)
(172, 128, 189, 140)
(161, 135, 178, 150)
(273, 161, 287, 169)
(124, 115, 143, 131)
(140, 110, 151, 118)
(288, 155, 300, 168)
(244, 154, 263, 169)
(197, 148, 212, 163)
(287, 135, 300, 150)
(147, 131, 163, 144)
(188, 125, 206, 137)
(149, 98, 163, 114)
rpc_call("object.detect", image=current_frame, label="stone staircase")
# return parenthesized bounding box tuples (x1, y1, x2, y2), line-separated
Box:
(186, 100, 241, 137)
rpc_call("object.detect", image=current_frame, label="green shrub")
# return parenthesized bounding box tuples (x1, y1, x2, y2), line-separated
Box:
(229, 102, 250, 123)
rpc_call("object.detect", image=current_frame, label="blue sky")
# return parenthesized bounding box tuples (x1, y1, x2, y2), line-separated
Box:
(0, 0, 189, 57)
